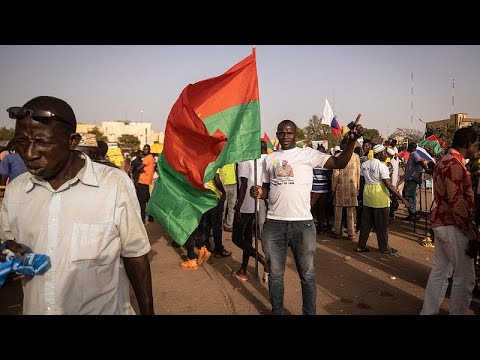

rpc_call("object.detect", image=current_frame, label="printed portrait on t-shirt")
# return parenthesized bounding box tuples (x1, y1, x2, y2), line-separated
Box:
(273, 160, 294, 178)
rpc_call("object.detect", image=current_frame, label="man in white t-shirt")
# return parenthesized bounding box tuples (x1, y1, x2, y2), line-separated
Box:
(250, 118, 364, 315)
(231, 140, 269, 282)
(357, 145, 409, 255)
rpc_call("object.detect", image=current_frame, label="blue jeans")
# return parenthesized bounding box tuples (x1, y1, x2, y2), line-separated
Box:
(262, 219, 317, 315)
(404, 179, 418, 215)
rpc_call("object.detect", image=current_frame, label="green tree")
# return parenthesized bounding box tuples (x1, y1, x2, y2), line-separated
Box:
(427, 123, 480, 150)
(362, 128, 380, 141)
(425, 124, 456, 149)
(296, 127, 305, 141)
(303, 115, 323, 140)
(303, 115, 341, 148)
(0, 127, 14, 141)
(117, 134, 141, 151)
(88, 126, 108, 142)
(389, 128, 424, 144)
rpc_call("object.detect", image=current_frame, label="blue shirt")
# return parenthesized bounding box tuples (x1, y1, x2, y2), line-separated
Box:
(404, 151, 424, 183)
(0, 153, 28, 182)
(312, 167, 332, 193)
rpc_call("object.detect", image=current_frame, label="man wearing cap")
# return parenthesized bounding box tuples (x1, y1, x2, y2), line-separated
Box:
(356, 144, 410, 254)
(0, 96, 154, 315)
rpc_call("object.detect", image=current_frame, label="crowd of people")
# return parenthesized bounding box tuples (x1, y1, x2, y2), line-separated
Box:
(1, 94, 480, 315)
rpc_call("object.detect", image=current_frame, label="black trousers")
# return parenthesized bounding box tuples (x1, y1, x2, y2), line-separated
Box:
(136, 184, 150, 222)
(232, 212, 256, 268)
(199, 201, 224, 254)
(357, 206, 390, 252)
(184, 236, 197, 260)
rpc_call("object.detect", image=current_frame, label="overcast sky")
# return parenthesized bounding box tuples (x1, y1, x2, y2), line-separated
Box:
(1, 45, 479, 139)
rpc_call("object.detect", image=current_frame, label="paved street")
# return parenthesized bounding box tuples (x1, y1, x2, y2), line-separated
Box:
(2, 205, 478, 315)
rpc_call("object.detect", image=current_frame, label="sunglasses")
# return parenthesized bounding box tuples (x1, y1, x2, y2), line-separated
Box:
(7, 106, 70, 126)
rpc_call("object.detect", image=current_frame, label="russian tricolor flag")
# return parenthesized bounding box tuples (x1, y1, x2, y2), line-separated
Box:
(416, 145, 436, 163)
(331, 116, 342, 136)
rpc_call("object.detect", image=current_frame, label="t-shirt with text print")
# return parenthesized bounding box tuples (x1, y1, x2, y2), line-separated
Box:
(263, 146, 330, 220)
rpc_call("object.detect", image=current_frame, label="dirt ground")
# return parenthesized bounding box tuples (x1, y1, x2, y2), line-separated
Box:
(2, 200, 478, 315)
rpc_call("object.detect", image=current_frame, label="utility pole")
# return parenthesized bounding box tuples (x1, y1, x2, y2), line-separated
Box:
(332, 88, 335, 115)
(410, 72, 414, 124)
(451, 77, 455, 115)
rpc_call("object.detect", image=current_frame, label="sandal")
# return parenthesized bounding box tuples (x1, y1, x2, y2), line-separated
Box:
(233, 271, 248, 282)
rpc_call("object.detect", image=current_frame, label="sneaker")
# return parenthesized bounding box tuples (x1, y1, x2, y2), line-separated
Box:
(180, 259, 199, 270)
(380, 248, 399, 255)
(197, 246, 211, 265)
(214, 249, 232, 258)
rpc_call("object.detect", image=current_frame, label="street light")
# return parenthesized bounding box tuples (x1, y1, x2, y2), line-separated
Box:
(140, 110, 143, 122)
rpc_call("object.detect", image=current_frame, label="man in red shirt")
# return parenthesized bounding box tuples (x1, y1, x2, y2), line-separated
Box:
(137, 144, 155, 224)
(421, 127, 480, 315)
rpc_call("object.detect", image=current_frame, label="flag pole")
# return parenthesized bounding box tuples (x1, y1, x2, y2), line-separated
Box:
(252, 44, 259, 280)
(254, 158, 259, 280)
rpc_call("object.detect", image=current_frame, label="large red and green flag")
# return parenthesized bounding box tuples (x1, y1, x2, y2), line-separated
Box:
(147, 50, 261, 245)
(425, 134, 446, 148)
(417, 139, 443, 155)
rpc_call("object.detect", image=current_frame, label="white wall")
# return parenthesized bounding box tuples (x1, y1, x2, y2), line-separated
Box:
(102, 121, 152, 148)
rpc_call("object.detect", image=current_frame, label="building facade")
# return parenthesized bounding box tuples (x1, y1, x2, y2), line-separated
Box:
(76, 121, 164, 149)
(150, 130, 165, 145)
(76, 123, 104, 134)
(102, 121, 152, 148)
(426, 113, 480, 129)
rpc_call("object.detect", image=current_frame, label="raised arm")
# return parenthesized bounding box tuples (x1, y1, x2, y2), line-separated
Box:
(324, 114, 364, 170)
